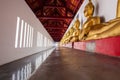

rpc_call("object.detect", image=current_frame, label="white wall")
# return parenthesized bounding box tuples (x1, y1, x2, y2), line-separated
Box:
(66, 0, 118, 33)
(0, 0, 54, 65)
(95, 0, 118, 21)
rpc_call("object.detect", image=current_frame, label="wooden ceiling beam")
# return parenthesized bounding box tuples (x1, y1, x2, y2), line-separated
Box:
(49, 31, 65, 34)
(52, 36, 63, 38)
(49, 32, 64, 35)
(38, 16, 73, 19)
(47, 29, 66, 32)
(43, 5, 65, 8)
(45, 26, 68, 29)
(73, 0, 82, 13)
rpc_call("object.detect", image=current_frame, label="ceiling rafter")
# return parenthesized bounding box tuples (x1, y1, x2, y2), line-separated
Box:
(50, 32, 64, 35)
(25, 0, 84, 42)
(38, 16, 73, 19)
(45, 26, 68, 29)
(43, 5, 65, 8)
(49, 33, 64, 36)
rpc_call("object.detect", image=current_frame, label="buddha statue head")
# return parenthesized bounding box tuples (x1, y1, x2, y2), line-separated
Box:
(73, 19, 80, 29)
(84, 0, 94, 18)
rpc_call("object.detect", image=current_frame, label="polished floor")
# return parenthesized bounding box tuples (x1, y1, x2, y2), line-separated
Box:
(29, 47, 120, 80)
(0, 47, 55, 80)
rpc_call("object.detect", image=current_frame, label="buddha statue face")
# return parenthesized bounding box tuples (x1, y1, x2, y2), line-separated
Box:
(84, 0, 94, 18)
(69, 27, 74, 33)
(73, 19, 80, 29)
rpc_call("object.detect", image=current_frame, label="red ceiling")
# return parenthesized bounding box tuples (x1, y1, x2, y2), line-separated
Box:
(25, 0, 84, 42)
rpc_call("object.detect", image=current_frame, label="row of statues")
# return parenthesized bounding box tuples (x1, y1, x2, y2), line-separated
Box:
(60, 0, 120, 45)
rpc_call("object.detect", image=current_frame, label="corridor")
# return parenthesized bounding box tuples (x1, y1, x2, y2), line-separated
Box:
(1, 0, 120, 80)
(29, 47, 120, 80)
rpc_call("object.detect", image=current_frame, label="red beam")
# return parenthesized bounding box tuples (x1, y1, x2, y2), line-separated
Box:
(46, 28, 67, 31)
(49, 31, 65, 34)
(49, 32, 64, 34)
(52, 37, 63, 39)
(51, 34, 63, 37)
(51, 36, 63, 38)
(44, 25, 68, 28)
(45, 26, 68, 29)
(52, 36, 62, 39)
(44, 5, 65, 8)
(49, 32, 65, 36)
(52, 37, 62, 40)
(47, 30, 66, 33)
(46, 28, 67, 32)
(73, 0, 82, 13)
(50, 33, 64, 36)
(38, 16, 73, 19)
(66, 1, 76, 8)
(53, 37, 62, 38)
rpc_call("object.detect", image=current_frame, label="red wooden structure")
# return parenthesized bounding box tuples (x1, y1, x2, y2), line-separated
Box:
(25, 0, 84, 41)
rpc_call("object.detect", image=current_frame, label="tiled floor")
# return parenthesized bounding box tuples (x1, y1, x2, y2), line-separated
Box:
(29, 47, 120, 80)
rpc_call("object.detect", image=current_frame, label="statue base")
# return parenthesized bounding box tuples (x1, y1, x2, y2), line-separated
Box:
(65, 36, 120, 57)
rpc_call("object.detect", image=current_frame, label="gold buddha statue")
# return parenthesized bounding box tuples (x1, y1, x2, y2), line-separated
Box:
(61, 33, 70, 44)
(70, 18, 81, 42)
(79, 0, 101, 40)
(60, 26, 75, 44)
(66, 27, 75, 42)
(61, 0, 120, 43)
(63, 26, 75, 43)
(85, 0, 120, 40)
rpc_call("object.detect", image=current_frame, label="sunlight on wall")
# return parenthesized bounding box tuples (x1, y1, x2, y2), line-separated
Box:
(31, 27, 34, 47)
(36, 31, 53, 47)
(26, 24, 30, 48)
(44, 36, 47, 47)
(37, 32, 42, 47)
(23, 22, 27, 48)
(20, 20, 24, 48)
(15, 17, 34, 48)
(15, 17, 20, 48)
(29, 26, 32, 47)
(15, 17, 54, 49)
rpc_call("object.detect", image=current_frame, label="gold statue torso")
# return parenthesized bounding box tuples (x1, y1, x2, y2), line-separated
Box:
(69, 19, 81, 42)
(79, 0, 101, 40)
(80, 0, 120, 41)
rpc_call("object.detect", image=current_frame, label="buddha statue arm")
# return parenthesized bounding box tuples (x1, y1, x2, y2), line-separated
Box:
(86, 21, 120, 40)
(87, 19, 120, 37)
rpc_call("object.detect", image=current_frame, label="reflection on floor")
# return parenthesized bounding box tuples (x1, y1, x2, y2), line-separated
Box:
(0, 47, 55, 80)
(29, 47, 120, 80)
